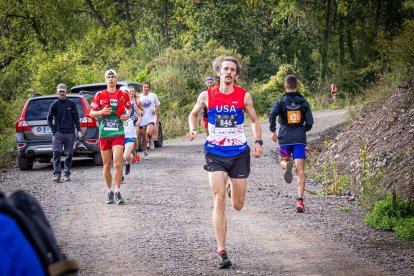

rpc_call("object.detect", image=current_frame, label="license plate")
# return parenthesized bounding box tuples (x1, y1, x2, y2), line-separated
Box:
(33, 126, 51, 135)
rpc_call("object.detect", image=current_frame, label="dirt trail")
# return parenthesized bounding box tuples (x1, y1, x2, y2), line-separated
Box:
(0, 108, 395, 275)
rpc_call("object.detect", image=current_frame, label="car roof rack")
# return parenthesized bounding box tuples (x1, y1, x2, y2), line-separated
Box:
(31, 93, 42, 98)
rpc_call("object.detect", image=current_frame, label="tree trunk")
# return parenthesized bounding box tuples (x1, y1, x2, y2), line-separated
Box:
(85, 0, 108, 29)
(346, 19, 356, 63)
(320, 0, 331, 85)
(338, 17, 345, 65)
(123, 0, 137, 46)
(163, 0, 170, 47)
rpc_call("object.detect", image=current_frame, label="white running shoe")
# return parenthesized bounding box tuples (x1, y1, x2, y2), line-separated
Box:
(143, 151, 149, 160)
(149, 140, 155, 150)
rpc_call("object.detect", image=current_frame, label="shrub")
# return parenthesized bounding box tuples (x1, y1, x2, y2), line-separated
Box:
(364, 193, 414, 240)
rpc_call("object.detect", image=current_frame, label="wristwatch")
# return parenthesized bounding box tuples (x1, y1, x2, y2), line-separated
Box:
(254, 139, 263, 145)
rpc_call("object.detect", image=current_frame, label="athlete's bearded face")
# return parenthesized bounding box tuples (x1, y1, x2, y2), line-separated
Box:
(218, 61, 238, 85)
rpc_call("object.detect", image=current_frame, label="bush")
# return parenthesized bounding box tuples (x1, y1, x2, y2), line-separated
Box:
(364, 193, 414, 240)
(251, 64, 296, 116)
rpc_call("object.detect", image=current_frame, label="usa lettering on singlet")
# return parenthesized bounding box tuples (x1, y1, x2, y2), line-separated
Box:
(205, 85, 248, 157)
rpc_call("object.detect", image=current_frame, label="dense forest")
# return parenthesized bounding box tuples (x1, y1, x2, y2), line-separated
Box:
(1, 0, 413, 166)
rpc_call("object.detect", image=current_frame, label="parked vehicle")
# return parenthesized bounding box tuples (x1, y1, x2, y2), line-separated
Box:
(71, 81, 163, 148)
(15, 94, 102, 171)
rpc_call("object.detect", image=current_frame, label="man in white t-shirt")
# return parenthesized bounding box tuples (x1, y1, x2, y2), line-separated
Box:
(139, 82, 160, 159)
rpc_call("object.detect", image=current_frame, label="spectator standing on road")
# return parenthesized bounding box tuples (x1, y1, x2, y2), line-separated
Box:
(269, 74, 314, 212)
(47, 83, 82, 182)
(330, 82, 337, 104)
(89, 70, 131, 205)
(139, 82, 160, 160)
(200, 76, 215, 135)
(187, 56, 263, 269)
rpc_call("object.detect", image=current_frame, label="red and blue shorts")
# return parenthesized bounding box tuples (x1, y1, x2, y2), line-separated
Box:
(279, 144, 306, 160)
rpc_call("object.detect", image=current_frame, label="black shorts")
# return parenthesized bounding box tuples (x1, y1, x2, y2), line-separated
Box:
(204, 147, 251, 178)
(139, 122, 155, 129)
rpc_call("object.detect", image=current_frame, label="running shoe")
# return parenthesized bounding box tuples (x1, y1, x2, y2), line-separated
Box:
(62, 175, 71, 181)
(106, 190, 114, 204)
(284, 161, 293, 184)
(114, 191, 125, 205)
(226, 183, 231, 198)
(135, 153, 141, 162)
(218, 250, 232, 269)
(125, 164, 131, 175)
(52, 175, 60, 183)
(132, 156, 137, 163)
(149, 140, 155, 150)
(297, 199, 305, 213)
(143, 151, 149, 160)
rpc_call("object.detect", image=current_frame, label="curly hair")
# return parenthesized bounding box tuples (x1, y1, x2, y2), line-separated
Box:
(212, 56, 242, 82)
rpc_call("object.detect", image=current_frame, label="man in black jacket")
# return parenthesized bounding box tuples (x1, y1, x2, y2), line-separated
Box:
(269, 75, 313, 213)
(47, 83, 82, 182)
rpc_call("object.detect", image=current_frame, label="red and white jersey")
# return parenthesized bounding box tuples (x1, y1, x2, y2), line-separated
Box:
(205, 85, 248, 156)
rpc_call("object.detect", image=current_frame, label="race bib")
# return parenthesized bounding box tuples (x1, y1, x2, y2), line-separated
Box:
(103, 119, 119, 131)
(287, 111, 301, 124)
(110, 99, 118, 106)
(215, 114, 237, 128)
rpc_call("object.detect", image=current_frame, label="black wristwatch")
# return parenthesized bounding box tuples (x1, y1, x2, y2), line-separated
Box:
(254, 139, 263, 145)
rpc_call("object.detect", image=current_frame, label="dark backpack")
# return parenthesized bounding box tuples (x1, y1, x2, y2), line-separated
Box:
(280, 96, 306, 126)
(0, 191, 79, 276)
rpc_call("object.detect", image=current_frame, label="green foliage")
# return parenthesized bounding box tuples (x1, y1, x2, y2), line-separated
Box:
(321, 158, 350, 196)
(251, 64, 303, 116)
(394, 217, 414, 241)
(358, 139, 386, 208)
(307, 153, 350, 196)
(364, 193, 414, 240)
(0, 129, 16, 169)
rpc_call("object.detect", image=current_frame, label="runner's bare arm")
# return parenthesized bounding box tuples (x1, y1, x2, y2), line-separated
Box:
(90, 107, 111, 118)
(137, 101, 145, 112)
(244, 92, 263, 158)
(120, 107, 131, 122)
(133, 104, 142, 125)
(187, 91, 208, 141)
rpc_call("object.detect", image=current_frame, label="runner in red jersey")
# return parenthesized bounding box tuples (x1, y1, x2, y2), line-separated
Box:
(90, 69, 131, 205)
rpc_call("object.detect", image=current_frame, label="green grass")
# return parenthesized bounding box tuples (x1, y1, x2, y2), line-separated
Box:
(338, 206, 353, 212)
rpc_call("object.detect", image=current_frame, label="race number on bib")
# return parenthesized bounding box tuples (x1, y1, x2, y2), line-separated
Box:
(287, 111, 301, 124)
(215, 114, 237, 128)
(103, 119, 119, 131)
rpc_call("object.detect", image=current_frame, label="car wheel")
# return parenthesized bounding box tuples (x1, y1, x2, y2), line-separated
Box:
(93, 152, 103, 166)
(154, 123, 163, 148)
(18, 156, 33, 171)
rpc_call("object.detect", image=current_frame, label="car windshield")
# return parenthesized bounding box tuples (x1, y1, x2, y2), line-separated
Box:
(25, 97, 85, 121)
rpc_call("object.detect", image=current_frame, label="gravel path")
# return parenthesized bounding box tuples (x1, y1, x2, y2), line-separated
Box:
(1, 108, 412, 275)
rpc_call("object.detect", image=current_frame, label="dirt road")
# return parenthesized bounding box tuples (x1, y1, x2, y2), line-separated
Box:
(1, 109, 411, 275)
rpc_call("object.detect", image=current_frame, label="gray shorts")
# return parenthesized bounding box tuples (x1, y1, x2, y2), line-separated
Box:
(204, 147, 251, 178)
